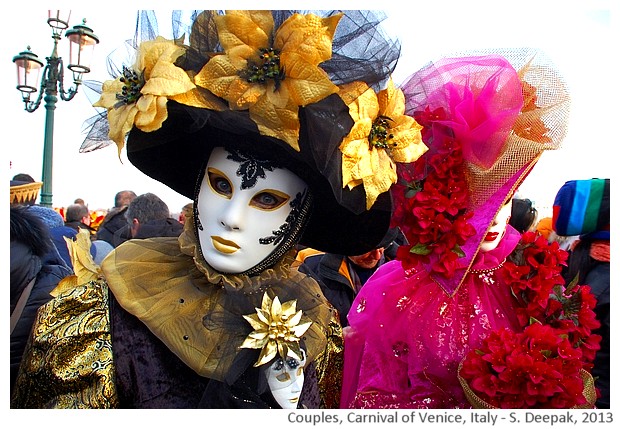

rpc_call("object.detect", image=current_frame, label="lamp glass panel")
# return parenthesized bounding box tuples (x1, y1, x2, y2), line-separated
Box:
(68, 34, 96, 73)
(15, 60, 42, 92)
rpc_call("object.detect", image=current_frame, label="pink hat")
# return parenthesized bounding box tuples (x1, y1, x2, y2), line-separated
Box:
(392, 50, 570, 295)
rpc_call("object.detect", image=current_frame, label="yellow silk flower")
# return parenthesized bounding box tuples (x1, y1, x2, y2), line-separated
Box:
(339, 78, 428, 209)
(240, 292, 312, 367)
(94, 37, 201, 156)
(194, 11, 341, 151)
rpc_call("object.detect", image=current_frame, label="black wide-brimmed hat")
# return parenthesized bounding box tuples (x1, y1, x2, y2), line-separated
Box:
(127, 95, 394, 255)
(86, 10, 428, 255)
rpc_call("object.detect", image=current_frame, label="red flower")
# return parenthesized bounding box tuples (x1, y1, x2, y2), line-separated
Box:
(460, 234, 601, 408)
(392, 109, 474, 277)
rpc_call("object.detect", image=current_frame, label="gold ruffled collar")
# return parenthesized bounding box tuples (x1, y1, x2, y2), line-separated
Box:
(102, 221, 330, 382)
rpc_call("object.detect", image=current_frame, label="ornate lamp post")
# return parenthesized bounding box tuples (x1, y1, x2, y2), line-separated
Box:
(12, 11, 99, 207)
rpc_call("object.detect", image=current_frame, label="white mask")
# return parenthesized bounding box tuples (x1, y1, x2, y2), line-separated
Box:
(480, 199, 513, 253)
(266, 349, 306, 409)
(196, 147, 308, 274)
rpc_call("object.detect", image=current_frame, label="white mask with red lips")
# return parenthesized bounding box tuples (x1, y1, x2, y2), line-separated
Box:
(480, 199, 513, 253)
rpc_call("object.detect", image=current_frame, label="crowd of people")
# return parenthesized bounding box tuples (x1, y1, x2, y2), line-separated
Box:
(9, 9, 610, 411)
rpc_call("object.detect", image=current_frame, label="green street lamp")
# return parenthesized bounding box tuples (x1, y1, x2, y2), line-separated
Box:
(12, 10, 99, 208)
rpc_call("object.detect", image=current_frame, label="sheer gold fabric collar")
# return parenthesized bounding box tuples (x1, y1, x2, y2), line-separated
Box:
(101, 222, 328, 381)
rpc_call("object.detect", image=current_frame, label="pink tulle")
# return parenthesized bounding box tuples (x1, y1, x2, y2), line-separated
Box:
(341, 227, 523, 408)
(403, 55, 522, 169)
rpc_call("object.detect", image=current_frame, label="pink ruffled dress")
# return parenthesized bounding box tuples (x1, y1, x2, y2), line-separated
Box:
(341, 226, 522, 408)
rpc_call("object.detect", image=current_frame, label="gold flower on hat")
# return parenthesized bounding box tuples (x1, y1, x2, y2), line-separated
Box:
(339, 78, 428, 209)
(240, 292, 311, 367)
(94, 36, 220, 157)
(194, 11, 341, 151)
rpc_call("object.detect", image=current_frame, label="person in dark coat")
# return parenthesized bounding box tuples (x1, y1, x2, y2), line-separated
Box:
(25, 205, 74, 267)
(64, 203, 95, 235)
(10, 205, 73, 395)
(25, 204, 111, 269)
(96, 190, 137, 247)
(120, 192, 184, 239)
(573, 248, 610, 409)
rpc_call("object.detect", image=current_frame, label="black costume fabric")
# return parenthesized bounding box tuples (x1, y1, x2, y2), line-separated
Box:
(586, 262, 610, 408)
(509, 198, 537, 233)
(110, 293, 321, 408)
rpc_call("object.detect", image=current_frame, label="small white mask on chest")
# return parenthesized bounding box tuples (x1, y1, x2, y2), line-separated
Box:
(266, 349, 307, 409)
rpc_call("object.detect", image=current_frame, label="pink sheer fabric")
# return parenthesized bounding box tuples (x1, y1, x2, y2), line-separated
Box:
(403, 55, 522, 170)
(341, 226, 522, 408)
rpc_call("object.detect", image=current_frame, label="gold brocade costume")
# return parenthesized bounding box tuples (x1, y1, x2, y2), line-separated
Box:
(11, 280, 117, 408)
(11, 222, 344, 408)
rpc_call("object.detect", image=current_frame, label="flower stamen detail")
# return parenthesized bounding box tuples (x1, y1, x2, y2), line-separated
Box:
(369, 116, 397, 150)
(240, 292, 312, 367)
(115, 66, 145, 107)
(244, 48, 285, 90)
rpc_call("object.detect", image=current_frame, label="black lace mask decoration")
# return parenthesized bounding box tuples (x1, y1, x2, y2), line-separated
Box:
(227, 149, 278, 189)
(259, 191, 305, 246)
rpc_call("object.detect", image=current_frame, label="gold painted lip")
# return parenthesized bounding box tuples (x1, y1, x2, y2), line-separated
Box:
(289, 398, 299, 403)
(211, 236, 240, 254)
